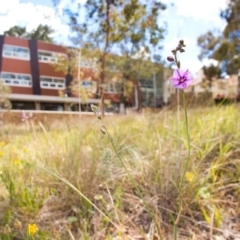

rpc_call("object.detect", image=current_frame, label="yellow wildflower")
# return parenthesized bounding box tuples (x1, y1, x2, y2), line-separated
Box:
(11, 159, 22, 165)
(23, 148, 28, 153)
(0, 151, 4, 157)
(27, 223, 38, 236)
(185, 172, 194, 183)
(1, 141, 6, 147)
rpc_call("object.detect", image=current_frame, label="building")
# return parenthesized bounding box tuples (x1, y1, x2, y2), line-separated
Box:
(0, 35, 122, 112)
(0, 35, 166, 112)
(211, 75, 238, 102)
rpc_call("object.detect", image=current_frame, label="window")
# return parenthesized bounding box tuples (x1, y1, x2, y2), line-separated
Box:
(140, 78, 153, 88)
(75, 57, 97, 68)
(38, 51, 66, 63)
(218, 81, 225, 90)
(38, 51, 56, 63)
(81, 59, 90, 67)
(1, 72, 32, 87)
(105, 82, 120, 93)
(40, 76, 65, 89)
(108, 65, 119, 72)
(82, 81, 93, 87)
(72, 80, 97, 93)
(2, 44, 30, 60)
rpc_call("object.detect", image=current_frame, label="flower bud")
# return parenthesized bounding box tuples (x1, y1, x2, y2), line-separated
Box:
(167, 56, 174, 62)
(179, 40, 184, 45)
(179, 40, 186, 47)
(171, 49, 176, 54)
(179, 49, 185, 53)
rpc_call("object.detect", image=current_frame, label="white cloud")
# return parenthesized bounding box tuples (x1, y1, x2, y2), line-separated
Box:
(0, 0, 73, 45)
(172, 0, 227, 27)
(0, 0, 224, 74)
(202, 58, 219, 67)
(162, 0, 228, 75)
(180, 59, 202, 75)
(0, 0, 19, 14)
(56, 0, 86, 18)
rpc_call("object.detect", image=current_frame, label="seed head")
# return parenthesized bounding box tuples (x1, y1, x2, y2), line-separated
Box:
(4, 225, 11, 234)
(90, 104, 98, 113)
(100, 126, 106, 135)
(14, 220, 22, 230)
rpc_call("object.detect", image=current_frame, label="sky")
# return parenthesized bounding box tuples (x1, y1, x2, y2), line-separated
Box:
(0, 0, 227, 75)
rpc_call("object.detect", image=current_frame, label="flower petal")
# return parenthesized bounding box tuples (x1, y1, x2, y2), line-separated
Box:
(169, 69, 193, 89)
(171, 70, 180, 79)
(169, 78, 180, 84)
(183, 69, 189, 77)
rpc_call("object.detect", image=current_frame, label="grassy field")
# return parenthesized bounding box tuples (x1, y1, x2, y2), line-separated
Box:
(0, 105, 240, 240)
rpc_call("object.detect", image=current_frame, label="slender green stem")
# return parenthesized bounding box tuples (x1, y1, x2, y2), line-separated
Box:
(179, 90, 191, 189)
(173, 53, 180, 69)
(175, 90, 191, 225)
(173, 224, 177, 240)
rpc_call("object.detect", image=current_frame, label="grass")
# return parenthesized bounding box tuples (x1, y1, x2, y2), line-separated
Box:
(0, 105, 240, 239)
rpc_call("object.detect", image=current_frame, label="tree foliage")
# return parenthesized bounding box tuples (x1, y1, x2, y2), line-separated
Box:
(197, 0, 240, 76)
(202, 64, 221, 81)
(54, 48, 96, 101)
(4, 24, 54, 43)
(28, 24, 54, 43)
(4, 26, 27, 38)
(0, 80, 11, 109)
(54, 0, 167, 114)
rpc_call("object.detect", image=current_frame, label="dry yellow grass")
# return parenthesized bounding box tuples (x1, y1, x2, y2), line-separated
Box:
(0, 105, 240, 239)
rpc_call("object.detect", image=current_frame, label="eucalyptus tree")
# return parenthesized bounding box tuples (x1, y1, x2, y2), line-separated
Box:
(54, 0, 167, 115)
(4, 24, 54, 43)
(197, 0, 240, 77)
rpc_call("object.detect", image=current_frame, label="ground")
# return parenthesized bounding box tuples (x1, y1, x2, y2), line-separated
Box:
(0, 106, 240, 239)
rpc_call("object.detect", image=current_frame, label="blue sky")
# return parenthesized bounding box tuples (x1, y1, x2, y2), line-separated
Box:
(2, 0, 227, 75)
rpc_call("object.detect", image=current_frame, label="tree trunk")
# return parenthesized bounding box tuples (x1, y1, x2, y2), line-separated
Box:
(98, 0, 111, 117)
(99, 57, 105, 116)
(136, 79, 142, 112)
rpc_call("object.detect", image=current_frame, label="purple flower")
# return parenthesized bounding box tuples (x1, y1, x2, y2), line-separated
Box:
(169, 69, 193, 89)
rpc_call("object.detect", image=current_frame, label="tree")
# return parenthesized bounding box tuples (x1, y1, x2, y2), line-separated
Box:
(0, 80, 11, 109)
(28, 24, 54, 43)
(197, 0, 240, 75)
(54, 0, 167, 116)
(53, 47, 97, 112)
(202, 64, 221, 81)
(106, 53, 164, 110)
(4, 24, 54, 43)
(4, 26, 27, 38)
